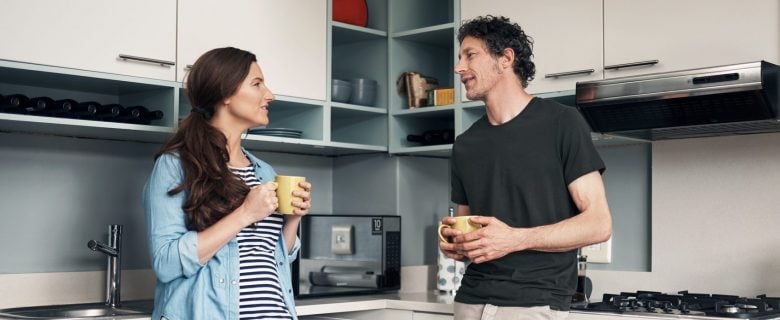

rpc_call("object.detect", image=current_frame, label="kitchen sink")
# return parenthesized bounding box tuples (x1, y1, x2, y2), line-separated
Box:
(0, 300, 153, 319)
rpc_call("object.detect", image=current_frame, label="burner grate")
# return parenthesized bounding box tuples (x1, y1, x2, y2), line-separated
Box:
(575, 290, 780, 319)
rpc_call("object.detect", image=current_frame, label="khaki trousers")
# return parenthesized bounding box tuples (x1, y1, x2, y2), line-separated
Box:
(454, 302, 569, 320)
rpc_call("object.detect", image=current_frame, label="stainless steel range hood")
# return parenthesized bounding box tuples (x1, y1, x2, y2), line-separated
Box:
(575, 61, 780, 140)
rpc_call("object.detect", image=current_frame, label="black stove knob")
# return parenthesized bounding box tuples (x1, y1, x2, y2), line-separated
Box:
(663, 301, 674, 313)
(617, 299, 630, 311)
(680, 302, 690, 314)
(646, 300, 659, 312)
(629, 299, 638, 310)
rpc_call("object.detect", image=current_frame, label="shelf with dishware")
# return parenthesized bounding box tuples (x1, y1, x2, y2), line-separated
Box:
(251, 96, 324, 141)
(328, 0, 389, 150)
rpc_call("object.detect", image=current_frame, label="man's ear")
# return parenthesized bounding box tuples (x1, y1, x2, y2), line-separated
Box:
(501, 48, 515, 68)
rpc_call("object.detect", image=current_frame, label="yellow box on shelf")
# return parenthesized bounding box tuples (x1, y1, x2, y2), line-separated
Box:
(427, 88, 454, 106)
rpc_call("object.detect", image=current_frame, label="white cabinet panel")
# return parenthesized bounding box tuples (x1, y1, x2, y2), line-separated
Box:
(604, 0, 780, 78)
(460, 0, 603, 94)
(460, 0, 603, 96)
(413, 311, 453, 320)
(178, 0, 326, 100)
(0, 0, 176, 81)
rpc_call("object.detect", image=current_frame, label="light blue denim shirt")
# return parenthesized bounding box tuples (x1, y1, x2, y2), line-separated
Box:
(143, 149, 300, 320)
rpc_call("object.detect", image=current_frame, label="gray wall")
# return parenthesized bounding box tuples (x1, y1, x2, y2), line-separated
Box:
(592, 143, 652, 272)
(0, 130, 652, 274)
(332, 153, 398, 215)
(332, 154, 451, 266)
(0, 132, 333, 274)
(396, 156, 450, 266)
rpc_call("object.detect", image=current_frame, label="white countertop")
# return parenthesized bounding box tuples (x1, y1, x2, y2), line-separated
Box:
(295, 291, 456, 316)
(294, 293, 770, 320)
(43, 292, 739, 320)
(49, 292, 746, 320)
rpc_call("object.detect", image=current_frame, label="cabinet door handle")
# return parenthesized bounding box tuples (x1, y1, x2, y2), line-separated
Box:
(604, 59, 659, 70)
(117, 54, 175, 67)
(184, 64, 193, 71)
(544, 69, 595, 78)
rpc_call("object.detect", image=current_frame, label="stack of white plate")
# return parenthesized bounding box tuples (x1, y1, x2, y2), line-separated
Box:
(248, 128, 303, 138)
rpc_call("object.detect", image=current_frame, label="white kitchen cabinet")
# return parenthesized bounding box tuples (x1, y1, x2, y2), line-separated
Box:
(177, 0, 326, 101)
(460, 0, 604, 95)
(460, 0, 780, 87)
(0, 0, 176, 81)
(604, 0, 780, 78)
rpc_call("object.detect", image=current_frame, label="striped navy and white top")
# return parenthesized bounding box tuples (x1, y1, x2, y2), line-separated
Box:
(230, 165, 292, 320)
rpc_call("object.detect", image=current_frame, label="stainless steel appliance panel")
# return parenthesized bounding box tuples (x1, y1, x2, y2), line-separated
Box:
(294, 215, 401, 298)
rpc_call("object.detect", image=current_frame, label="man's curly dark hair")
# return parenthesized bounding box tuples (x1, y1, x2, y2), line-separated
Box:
(458, 15, 536, 88)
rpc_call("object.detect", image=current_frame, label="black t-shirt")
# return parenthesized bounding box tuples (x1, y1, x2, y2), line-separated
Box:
(451, 97, 605, 311)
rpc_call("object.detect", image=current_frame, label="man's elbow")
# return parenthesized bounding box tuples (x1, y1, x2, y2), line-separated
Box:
(595, 210, 613, 243)
(596, 223, 612, 243)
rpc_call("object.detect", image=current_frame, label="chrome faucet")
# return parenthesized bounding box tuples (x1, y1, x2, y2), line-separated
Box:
(87, 224, 123, 308)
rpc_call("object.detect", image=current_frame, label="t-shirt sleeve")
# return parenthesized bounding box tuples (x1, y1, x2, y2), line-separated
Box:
(450, 144, 468, 205)
(559, 108, 606, 185)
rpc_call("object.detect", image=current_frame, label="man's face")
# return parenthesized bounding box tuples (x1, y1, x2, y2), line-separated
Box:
(455, 36, 503, 101)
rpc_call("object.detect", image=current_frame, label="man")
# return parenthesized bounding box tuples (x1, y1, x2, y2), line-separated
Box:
(439, 15, 612, 320)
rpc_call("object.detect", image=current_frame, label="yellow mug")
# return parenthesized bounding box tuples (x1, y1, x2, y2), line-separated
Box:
(438, 215, 482, 243)
(275, 175, 306, 215)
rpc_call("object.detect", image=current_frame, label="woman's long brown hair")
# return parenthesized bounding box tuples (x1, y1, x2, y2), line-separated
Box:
(156, 47, 256, 231)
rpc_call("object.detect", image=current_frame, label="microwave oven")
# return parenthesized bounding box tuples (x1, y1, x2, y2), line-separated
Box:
(293, 214, 401, 298)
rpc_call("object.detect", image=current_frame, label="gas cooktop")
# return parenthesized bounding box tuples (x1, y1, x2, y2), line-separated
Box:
(572, 290, 780, 319)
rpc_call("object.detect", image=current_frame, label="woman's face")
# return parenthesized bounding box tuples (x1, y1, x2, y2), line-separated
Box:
(223, 62, 275, 128)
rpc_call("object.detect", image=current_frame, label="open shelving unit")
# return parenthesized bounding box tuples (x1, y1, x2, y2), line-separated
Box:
(0, 57, 388, 157)
(387, 0, 457, 156)
(0, 60, 177, 144)
(327, 0, 389, 152)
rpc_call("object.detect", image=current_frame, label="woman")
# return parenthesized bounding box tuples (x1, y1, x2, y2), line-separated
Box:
(143, 47, 312, 320)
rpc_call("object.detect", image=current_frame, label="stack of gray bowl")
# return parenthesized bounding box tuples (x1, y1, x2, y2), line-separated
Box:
(349, 78, 377, 107)
(332, 79, 352, 103)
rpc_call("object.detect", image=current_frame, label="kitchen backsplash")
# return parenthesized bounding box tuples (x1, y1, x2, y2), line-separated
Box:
(589, 132, 780, 299)
(0, 132, 334, 274)
(2, 130, 778, 306)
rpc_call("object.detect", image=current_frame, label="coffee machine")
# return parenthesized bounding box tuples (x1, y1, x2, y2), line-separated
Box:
(293, 214, 401, 297)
